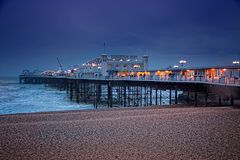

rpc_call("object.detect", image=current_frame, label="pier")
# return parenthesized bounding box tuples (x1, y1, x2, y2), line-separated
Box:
(19, 75, 240, 108)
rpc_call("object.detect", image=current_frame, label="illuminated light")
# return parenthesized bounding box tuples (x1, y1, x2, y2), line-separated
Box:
(173, 65, 179, 68)
(127, 59, 130, 61)
(82, 63, 86, 66)
(98, 67, 102, 69)
(165, 70, 169, 73)
(133, 64, 140, 68)
(223, 68, 227, 71)
(120, 59, 123, 61)
(186, 70, 190, 72)
(92, 63, 97, 67)
(233, 61, 239, 65)
(179, 60, 187, 64)
(155, 70, 161, 76)
(130, 71, 135, 76)
(211, 68, 215, 71)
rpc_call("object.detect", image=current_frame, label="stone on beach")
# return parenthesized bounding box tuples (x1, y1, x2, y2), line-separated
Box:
(0, 107, 240, 160)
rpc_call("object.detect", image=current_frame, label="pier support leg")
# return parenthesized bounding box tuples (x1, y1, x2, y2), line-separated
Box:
(230, 96, 234, 106)
(76, 82, 80, 103)
(83, 83, 87, 103)
(155, 89, 158, 106)
(66, 81, 69, 94)
(108, 83, 112, 108)
(96, 84, 101, 109)
(144, 86, 147, 106)
(150, 87, 152, 106)
(169, 89, 172, 105)
(219, 96, 221, 106)
(175, 90, 178, 104)
(140, 86, 143, 107)
(123, 86, 126, 107)
(194, 92, 198, 107)
(70, 82, 73, 100)
(205, 92, 208, 107)
(159, 90, 162, 105)
(136, 86, 139, 106)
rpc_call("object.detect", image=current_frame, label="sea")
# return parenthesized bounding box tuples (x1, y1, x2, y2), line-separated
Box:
(0, 77, 175, 115)
(0, 77, 94, 115)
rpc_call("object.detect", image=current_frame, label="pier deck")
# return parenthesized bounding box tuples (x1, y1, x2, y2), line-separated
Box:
(19, 75, 240, 108)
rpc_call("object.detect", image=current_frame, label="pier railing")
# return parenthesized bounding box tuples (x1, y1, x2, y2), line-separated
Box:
(19, 73, 240, 86)
(76, 76, 240, 86)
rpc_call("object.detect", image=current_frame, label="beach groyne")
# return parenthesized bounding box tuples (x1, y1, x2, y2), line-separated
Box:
(19, 75, 240, 108)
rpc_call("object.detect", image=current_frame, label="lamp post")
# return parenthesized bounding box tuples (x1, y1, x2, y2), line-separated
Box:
(233, 61, 239, 65)
(233, 61, 240, 84)
(179, 60, 187, 80)
(179, 60, 187, 67)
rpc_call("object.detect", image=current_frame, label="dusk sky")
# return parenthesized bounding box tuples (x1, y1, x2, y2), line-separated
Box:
(0, 0, 240, 76)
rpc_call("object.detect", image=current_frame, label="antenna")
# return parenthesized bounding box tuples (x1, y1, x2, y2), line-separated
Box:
(143, 44, 147, 55)
(104, 42, 106, 54)
(57, 57, 63, 71)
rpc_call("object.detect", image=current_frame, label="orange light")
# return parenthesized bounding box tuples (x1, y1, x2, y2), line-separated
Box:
(211, 68, 215, 71)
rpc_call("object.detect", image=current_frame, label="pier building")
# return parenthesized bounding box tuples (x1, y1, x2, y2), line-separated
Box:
(77, 54, 148, 78)
(73, 54, 239, 85)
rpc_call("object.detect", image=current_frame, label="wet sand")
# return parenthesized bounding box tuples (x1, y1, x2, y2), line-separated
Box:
(0, 107, 240, 160)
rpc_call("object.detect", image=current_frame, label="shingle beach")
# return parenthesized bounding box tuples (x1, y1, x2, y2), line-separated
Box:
(0, 107, 240, 160)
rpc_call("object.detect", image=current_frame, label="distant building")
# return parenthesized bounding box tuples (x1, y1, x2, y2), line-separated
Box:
(78, 54, 149, 78)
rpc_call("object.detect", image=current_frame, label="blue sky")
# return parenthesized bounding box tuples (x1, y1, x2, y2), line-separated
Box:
(0, 0, 240, 76)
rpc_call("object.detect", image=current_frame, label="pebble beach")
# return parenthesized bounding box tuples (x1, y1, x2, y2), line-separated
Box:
(0, 107, 240, 160)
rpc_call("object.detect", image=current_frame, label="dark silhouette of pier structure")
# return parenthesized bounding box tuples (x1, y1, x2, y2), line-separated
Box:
(19, 76, 240, 108)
